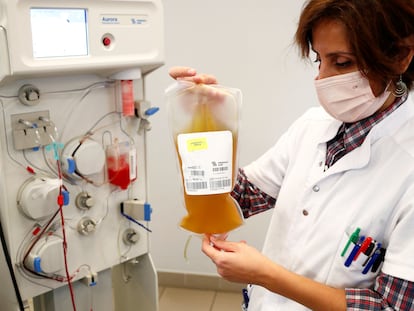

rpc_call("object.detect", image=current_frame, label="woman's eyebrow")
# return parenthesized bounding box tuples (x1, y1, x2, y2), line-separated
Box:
(311, 48, 355, 57)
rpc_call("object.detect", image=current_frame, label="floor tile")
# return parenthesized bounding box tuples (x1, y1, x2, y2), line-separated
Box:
(211, 291, 243, 311)
(159, 286, 166, 298)
(159, 287, 215, 311)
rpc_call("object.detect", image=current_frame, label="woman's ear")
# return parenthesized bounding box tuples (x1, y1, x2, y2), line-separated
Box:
(397, 35, 414, 74)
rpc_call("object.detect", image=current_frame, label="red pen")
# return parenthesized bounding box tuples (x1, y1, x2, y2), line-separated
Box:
(354, 237, 372, 261)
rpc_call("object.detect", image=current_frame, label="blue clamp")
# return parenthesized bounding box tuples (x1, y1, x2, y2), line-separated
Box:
(62, 190, 70, 206)
(33, 257, 42, 273)
(145, 107, 160, 117)
(66, 157, 76, 174)
(120, 204, 152, 233)
(144, 202, 152, 221)
(32, 123, 40, 151)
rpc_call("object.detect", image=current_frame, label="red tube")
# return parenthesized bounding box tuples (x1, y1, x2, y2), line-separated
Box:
(121, 80, 135, 116)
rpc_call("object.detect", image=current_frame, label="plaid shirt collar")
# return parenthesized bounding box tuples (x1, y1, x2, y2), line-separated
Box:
(326, 95, 407, 168)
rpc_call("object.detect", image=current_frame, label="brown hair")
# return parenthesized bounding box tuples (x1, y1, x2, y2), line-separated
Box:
(295, 0, 414, 90)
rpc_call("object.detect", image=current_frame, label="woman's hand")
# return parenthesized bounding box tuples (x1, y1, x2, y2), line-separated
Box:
(202, 234, 274, 285)
(169, 66, 218, 84)
(202, 234, 347, 311)
(169, 66, 225, 104)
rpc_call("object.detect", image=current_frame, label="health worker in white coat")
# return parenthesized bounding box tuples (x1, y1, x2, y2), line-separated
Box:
(170, 0, 414, 310)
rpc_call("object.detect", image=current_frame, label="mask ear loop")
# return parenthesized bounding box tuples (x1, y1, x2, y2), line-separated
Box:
(393, 75, 408, 97)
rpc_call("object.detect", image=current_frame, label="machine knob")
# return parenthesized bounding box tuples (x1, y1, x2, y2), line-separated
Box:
(77, 217, 97, 235)
(123, 228, 140, 245)
(75, 192, 95, 210)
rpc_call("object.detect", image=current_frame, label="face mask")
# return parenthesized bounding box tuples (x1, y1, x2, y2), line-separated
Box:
(314, 71, 391, 123)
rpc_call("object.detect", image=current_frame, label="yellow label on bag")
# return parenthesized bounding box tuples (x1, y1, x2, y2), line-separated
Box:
(187, 137, 208, 152)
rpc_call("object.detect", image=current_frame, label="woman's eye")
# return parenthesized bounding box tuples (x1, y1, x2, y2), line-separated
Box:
(336, 61, 352, 67)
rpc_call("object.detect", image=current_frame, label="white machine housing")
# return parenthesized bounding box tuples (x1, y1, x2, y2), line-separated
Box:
(0, 0, 164, 84)
(0, 0, 164, 310)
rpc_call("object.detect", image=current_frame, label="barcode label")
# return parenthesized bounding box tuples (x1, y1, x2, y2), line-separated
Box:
(186, 181, 208, 191)
(210, 178, 231, 191)
(178, 131, 233, 195)
(212, 166, 228, 173)
(190, 170, 205, 177)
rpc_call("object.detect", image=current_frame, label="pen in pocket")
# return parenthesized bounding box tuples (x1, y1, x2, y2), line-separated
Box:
(371, 247, 386, 273)
(341, 227, 361, 257)
(242, 286, 249, 310)
(354, 236, 372, 261)
(362, 243, 382, 274)
(344, 235, 365, 267)
(362, 241, 376, 266)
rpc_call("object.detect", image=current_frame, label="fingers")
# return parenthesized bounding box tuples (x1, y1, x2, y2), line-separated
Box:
(191, 74, 218, 85)
(169, 66, 196, 79)
(213, 233, 229, 241)
(202, 234, 219, 258)
(204, 234, 240, 253)
(169, 66, 218, 84)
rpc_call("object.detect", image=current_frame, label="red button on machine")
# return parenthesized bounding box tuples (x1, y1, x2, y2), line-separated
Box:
(103, 37, 111, 46)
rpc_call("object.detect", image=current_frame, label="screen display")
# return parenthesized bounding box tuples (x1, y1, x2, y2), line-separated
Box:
(30, 8, 88, 58)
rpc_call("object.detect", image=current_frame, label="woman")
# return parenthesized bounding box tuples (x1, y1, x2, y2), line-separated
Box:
(170, 0, 414, 310)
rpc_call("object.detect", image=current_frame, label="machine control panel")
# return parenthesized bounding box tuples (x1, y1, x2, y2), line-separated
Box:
(0, 0, 164, 84)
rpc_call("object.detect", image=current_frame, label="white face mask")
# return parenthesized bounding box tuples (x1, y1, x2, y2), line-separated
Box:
(314, 71, 391, 123)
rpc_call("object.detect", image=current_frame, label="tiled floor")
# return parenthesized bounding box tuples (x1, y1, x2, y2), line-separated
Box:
(159, 287, 243, 311)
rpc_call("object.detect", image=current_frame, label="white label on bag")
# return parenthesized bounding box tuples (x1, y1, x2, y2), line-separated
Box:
(129, 147, 137, 181)
(177, 131, 233, 195)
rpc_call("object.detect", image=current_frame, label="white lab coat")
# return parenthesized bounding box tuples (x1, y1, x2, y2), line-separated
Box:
(243, 96, 414, 310)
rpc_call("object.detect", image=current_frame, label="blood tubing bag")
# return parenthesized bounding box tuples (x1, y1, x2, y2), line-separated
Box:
(166, 81, 244, 234)
(106, 140, 134, 190)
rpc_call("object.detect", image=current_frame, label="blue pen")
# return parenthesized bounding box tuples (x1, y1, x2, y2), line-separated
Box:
(371, 248, 386, 273)
(242, 288, 249, 310)
(362, 243, 382, 274)
(344, 236, 364, 267)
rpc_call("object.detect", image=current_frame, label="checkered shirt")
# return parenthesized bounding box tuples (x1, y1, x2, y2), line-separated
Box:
(325, 97, 405, 168)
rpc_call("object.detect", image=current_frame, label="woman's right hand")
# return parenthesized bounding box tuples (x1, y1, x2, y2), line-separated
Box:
(169, 66, 218, 84)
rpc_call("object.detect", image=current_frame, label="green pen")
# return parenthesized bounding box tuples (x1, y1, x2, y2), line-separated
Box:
(341, 227, 361, 257)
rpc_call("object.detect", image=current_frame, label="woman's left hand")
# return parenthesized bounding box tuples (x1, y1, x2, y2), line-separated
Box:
(202, 234, 274, 285)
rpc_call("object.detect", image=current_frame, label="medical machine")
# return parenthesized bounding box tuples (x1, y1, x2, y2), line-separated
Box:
(0, 1, 164, 310)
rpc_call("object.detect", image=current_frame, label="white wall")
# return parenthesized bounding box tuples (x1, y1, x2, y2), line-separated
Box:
(145, 0, 318, 275)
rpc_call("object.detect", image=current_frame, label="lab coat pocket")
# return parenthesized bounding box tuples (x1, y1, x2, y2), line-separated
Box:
(325, 231, 377, 289)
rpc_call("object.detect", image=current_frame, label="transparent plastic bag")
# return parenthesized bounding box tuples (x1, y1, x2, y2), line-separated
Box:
(106, 140, 136, 190)
(166, 80, 244, 234)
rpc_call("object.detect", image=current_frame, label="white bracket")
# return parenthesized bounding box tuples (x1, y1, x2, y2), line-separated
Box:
(11, 111, 57, 150)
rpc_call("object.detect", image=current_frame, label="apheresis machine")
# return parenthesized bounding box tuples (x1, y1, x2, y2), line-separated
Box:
(0, 1, 164, 310)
